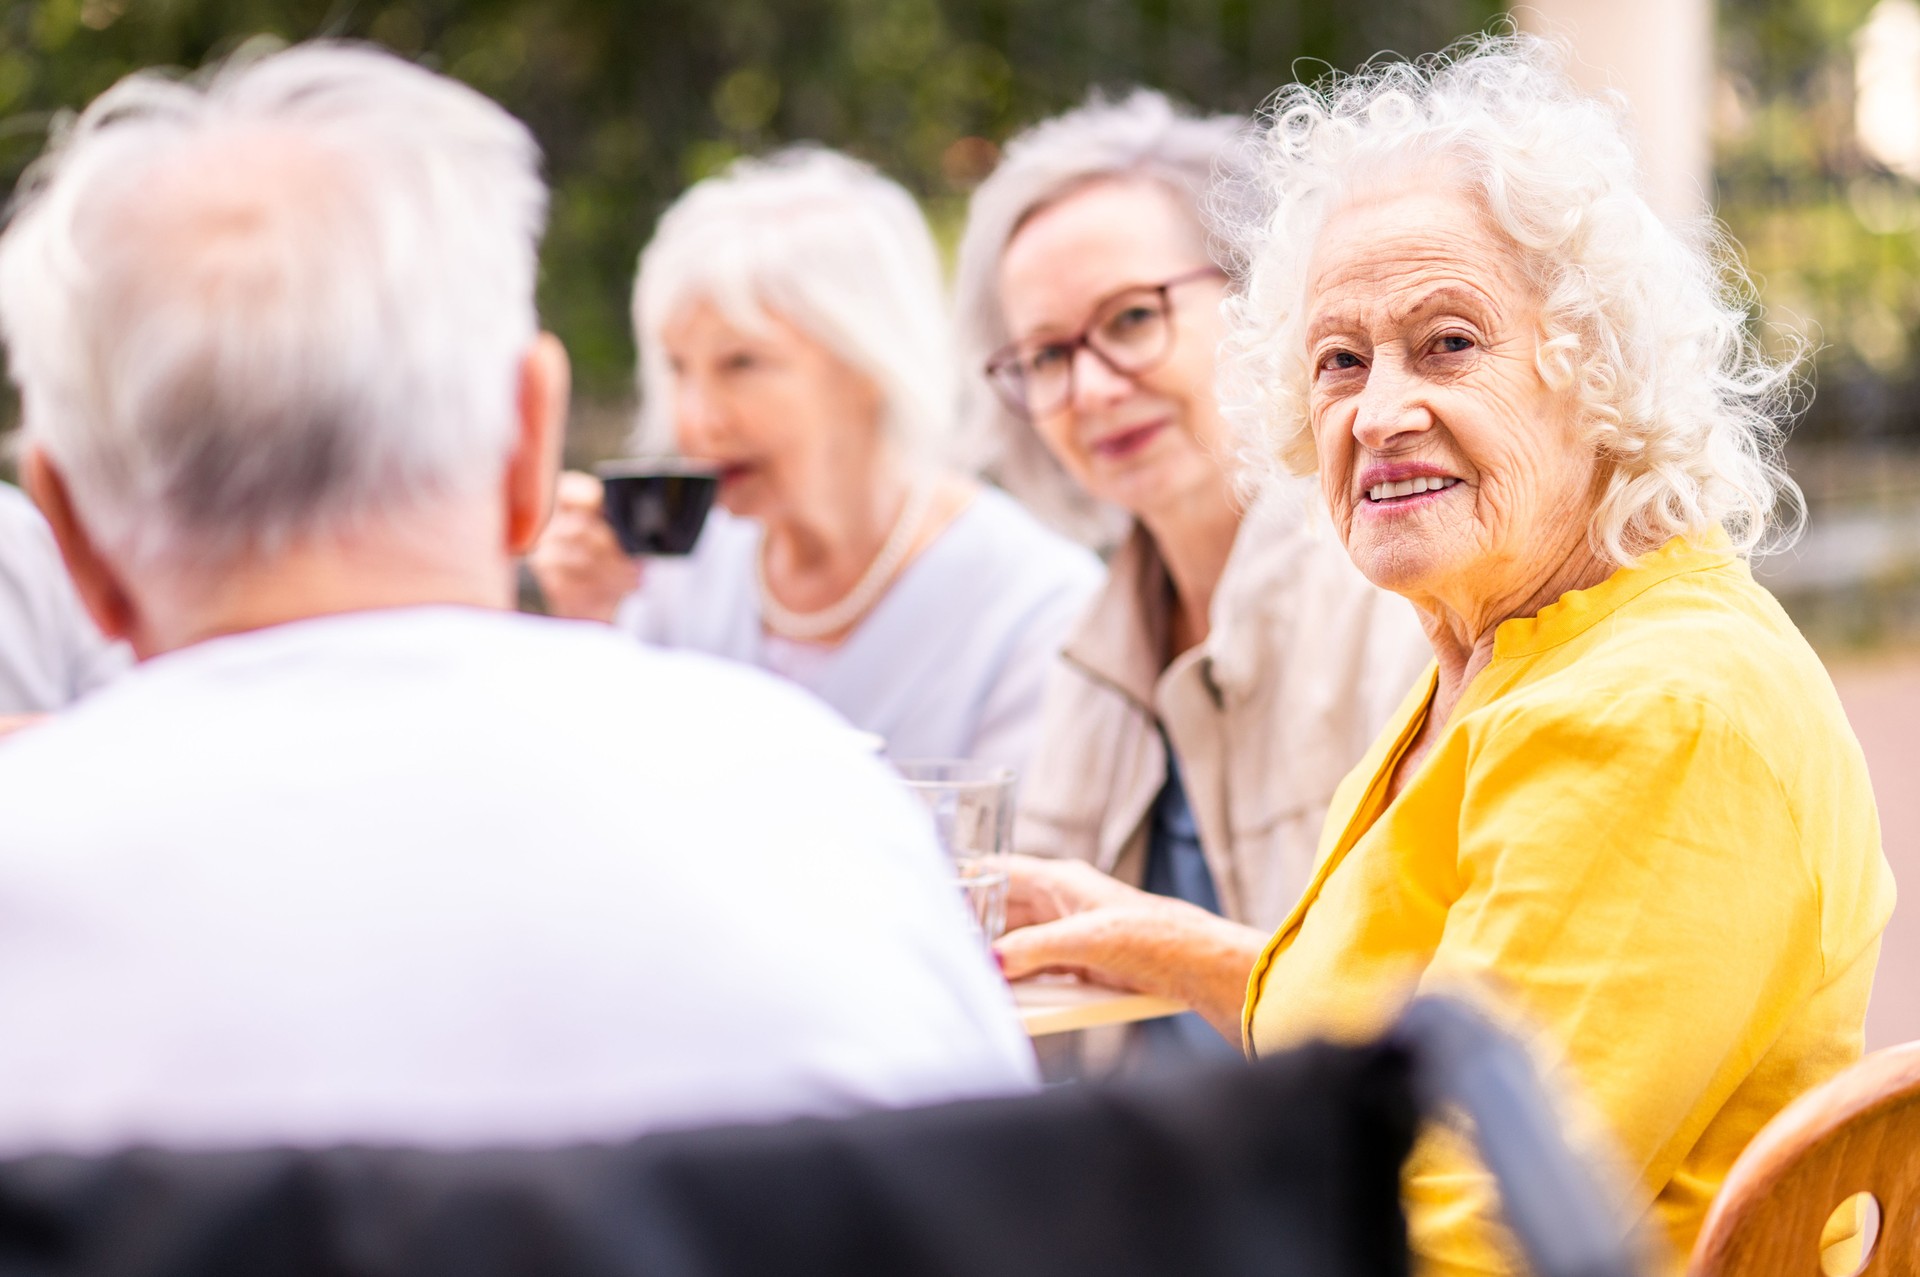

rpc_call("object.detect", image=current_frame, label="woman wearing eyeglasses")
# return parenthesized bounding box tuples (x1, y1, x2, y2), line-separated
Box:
(531, 148, 1102, 773)
(954, 93, 1428, 1063)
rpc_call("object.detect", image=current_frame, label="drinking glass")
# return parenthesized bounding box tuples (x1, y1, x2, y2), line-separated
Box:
(893, 759, 1014, 943)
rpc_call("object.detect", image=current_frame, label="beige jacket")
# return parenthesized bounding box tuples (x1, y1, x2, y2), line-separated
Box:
(1013, 484, 1432, 931)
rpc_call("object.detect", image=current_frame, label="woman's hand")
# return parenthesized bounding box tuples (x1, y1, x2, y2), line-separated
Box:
(994, 854, 1270, 1044)
(528, 471, 643, 623)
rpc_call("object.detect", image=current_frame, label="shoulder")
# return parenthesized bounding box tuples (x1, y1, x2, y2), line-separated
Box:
(504, 612, 857, 742)
(1494, 557, 1845, 758)
(0, 484, 44, 533)
(0, 610, 880, 820)
(0, 484, 65, 592)
(1460, 562, 1879, 886)
(0, 483, 126, 711)
(933, 486, 1103, 594)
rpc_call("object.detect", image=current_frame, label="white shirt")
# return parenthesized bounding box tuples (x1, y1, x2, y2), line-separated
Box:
(615, 488, 1102, 773)
(0, 607, 1037, 1153)
(0, 483, 127, 714)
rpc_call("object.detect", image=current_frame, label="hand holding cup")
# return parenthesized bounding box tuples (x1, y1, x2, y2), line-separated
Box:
(529, 471, 642, 623)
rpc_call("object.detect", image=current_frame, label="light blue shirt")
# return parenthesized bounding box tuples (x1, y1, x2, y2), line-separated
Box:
(1139, 745, 1242, 1064)
(615, 487, 1102, 776)
(0, 483, 128, 715)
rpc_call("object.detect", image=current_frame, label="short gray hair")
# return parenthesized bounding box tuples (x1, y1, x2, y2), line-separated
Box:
(0, 42, 547, 576)
(632, 146, 953, 463)
(953, 90, 1256, 545)
(1221, 34, 1802, 564)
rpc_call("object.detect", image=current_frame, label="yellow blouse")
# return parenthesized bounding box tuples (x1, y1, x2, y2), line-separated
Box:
(1243, 535, 1893, 1274)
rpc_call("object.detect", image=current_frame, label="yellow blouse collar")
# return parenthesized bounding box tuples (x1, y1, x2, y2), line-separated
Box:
(1490, 529, 1739, 661)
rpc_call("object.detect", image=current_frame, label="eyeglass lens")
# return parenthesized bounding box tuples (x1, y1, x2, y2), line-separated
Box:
(1010, 288, 1173, 415)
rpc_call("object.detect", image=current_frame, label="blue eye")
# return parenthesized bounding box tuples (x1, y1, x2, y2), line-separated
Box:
(1026, 344, 1071, 374)
(1321, 350, 1362, 372)
(1436, 334, 1473, 354)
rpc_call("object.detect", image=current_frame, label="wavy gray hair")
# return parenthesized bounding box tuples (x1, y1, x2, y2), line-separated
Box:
(1221, 35, 1802, 564)
(953, 89, 1257, 545)
(632, 146, 953, 464)
(0, 42, 546, 576)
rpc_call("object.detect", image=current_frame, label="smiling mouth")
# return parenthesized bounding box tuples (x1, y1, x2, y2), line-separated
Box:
(1090, 422, 1167, 459)
(1366, 475, 1460, 504)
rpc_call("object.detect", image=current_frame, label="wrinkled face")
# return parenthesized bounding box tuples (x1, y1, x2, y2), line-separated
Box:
(659, 300, 881, 520)
(996, 179, 1231, 521)
(1305, 184, 1599, 617)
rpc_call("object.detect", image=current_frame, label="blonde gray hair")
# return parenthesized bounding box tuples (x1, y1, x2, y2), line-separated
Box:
(0, 42, 546, 576)
(1221, 34, 1802, 564)
(632, 146, 952, 463)
(953, 90, 1256, 545)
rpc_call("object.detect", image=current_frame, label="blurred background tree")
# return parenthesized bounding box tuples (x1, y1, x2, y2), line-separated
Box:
(1, 0, 1917, 645)
(0, 0, 1504, 412)
(8, 0, 1920, 440)
(1720, 0, 1920, 447)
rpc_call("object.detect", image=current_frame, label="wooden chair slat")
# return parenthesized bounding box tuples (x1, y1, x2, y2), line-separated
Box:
(1689, 1042, 1920, 1277)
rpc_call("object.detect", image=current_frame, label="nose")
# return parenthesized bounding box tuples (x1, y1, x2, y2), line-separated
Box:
(1067, 343, 1135, 414)
(673, 378, 725, 456)
(1350, 352, 1433, 451)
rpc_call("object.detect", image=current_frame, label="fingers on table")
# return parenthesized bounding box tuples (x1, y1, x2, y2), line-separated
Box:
(995, 913, 1110, 983)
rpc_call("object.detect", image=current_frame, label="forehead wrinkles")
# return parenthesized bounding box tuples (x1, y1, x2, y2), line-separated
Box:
(1305, 216, 1531, 343)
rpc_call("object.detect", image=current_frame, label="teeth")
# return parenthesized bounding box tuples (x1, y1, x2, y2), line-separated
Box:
(1367, 476, 1458, 502)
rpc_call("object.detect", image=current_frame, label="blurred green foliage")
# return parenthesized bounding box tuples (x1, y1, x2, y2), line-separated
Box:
(1719, 0, 1920, 444)
(7, 0, 1917, 450)
(0, 0, 1503, 405)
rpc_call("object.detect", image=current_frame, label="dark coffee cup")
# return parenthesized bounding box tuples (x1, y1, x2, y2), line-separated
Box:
(594, 459, 720, 556)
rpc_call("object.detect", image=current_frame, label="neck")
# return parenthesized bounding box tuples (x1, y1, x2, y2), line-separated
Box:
(761, 444, 915, 589)
(1138, 476, 1243, 657)
(1417, 536, 1615, 728)
(129, 501, 514, 659)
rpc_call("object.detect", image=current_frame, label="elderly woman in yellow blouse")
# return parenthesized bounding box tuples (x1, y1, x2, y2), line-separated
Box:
(995, 37, 1894, 1272)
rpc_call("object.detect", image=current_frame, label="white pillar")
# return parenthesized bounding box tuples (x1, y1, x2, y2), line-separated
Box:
(1515, 0, 1715, 219)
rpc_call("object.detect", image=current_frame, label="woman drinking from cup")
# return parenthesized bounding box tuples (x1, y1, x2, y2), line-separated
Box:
(532, 148, 1100, 771)
(953, 92, 1428, 1061)
(993, 40, 1893, 1270)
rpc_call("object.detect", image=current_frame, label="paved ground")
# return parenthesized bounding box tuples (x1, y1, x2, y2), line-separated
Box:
(1830, 652, 1920, 1050)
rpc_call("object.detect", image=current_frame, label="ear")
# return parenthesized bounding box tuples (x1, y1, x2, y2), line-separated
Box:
(20, 445, 141, 648)
(504, 331, 570, 556)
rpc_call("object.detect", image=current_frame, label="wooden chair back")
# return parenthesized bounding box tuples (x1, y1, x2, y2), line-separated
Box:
(1689, 1041, 1920, 1277)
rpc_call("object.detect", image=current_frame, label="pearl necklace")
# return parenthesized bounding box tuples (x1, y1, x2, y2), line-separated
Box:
(756, 481, 935, 642)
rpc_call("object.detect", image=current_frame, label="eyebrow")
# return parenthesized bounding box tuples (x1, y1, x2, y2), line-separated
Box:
(1010, 275, 1198, 344)
(1307, 283, 1505, 345)
(1397, 284, 1502, 326)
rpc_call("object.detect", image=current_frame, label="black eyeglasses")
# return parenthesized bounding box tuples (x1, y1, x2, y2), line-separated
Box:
(985, 266, 1225, 417)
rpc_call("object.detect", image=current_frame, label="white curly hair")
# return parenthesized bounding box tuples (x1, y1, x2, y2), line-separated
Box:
(1220, 34, 1802, 564)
